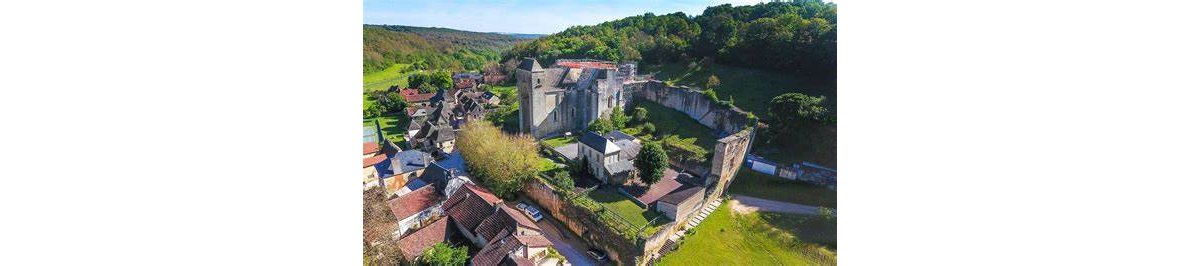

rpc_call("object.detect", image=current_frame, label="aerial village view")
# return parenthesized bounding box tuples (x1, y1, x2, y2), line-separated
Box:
(363, 1, 837, 265)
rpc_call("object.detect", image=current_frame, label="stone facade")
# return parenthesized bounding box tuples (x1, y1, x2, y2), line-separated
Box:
(517, 58, 636, 139)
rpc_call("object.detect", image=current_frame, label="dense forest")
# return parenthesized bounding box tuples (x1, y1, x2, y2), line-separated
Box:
(363, 25, 532, 73)
(502, 0, 836, 77)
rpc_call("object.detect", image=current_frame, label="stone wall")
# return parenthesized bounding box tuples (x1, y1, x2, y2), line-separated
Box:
(523, 178, 641, 265)
(627, 81, 756, 135)
(626, 80, 757, 197)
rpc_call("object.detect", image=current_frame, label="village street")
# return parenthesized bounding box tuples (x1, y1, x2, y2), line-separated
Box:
(728, 195, 826, 215)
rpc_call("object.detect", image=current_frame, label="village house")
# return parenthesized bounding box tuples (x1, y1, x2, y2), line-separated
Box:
(363, 142, 389, 189)
(578, 131, 635, 184)
(387, 184, 444, 235)
(442, 183, 556, 266)
(409, 89, 458, 156)
(395, 216, 452, 263)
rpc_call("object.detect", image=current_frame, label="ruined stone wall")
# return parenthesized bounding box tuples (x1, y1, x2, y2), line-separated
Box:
(627, 80, 757, 198)
(627, 81, 756, 135)
(523, 178, 641, 265)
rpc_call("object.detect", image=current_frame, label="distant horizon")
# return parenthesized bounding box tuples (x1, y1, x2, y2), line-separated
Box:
(362, 24, 547, 36)
(363, 0, 781, 35)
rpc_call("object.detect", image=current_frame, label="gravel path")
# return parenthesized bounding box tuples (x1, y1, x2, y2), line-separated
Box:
(729, 195, 824, 215)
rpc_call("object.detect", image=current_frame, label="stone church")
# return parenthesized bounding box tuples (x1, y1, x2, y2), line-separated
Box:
(516, 58, 638, 139)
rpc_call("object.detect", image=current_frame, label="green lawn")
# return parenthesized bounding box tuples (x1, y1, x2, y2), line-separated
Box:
(364, 115, 408, 146)
(658, 202, 836, 266)
(587, 189, 662, 229)
(642, 59, 836, 116)
(537, 157, 562, 174)
(363, 63, 421, 92)
(728, 169, 837, 208)
(629, 100, 717, 153)
(541, 135, 577, 148)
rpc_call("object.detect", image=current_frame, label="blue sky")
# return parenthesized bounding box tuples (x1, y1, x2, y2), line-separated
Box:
(363, 0, 777, 34)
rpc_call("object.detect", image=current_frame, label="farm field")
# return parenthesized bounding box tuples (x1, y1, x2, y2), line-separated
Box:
(658, 202, 836, 266)
(363, 63, 420, 92)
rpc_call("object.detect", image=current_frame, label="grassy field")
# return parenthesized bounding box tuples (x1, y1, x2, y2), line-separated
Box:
(587, 188, 662, 229)
(629, 100, 718, 153)
(541, 135, 577, 148)
(363, 115, 408, 145)
(658, 202, 837, 266)
(642, 59, 836, 116)
(757, 124, 837, 167)
(728, 169, 837, 208)
(363, 63, 421, 92)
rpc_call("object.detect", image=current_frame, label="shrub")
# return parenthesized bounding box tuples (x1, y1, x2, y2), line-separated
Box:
(641, 123, 656, 135)
(420, 243, 468, 266)
(632, 107, 648, 123)
(549, 171, 575, 191)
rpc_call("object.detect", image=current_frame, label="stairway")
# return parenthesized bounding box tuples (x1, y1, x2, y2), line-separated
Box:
(685, 199, 723, 230)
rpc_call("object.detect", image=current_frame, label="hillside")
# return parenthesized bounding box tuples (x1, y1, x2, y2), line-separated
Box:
(503, 0, 836, 77)
(363, 25, 533, 73)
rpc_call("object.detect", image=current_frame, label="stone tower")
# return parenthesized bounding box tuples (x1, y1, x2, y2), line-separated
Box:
(516, 58, 545, 136)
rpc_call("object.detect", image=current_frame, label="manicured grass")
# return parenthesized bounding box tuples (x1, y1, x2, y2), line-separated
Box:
(537, 157, 562, 174)
(363, 63, 421, 92)
(642, 59, 836, 116)
(541, 135, 577, 148)
(658, 202, 836, 266)
(630, 100, 717, 153)
(728, 169, 836, 208)
(587, 189, 661, 228)
(364, 115, 408, 146)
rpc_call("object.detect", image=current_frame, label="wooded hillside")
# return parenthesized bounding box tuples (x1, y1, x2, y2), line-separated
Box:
(363, 25, 530, 73)
(502, 0, 836, 77)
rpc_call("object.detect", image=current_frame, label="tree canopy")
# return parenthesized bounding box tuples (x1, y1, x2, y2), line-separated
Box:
(457, 121, 540, 199)
(503, 1, 836, 76)
(364, 25, 526, 74)
(768, 92, 831, 135)
(635, 142, 669, 185)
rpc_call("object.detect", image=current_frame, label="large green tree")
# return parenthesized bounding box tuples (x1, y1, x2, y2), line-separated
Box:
(768, 92, 831, 135)
(457, 121, 540, 199)
(609, 107, 630, 129)
(635, 142, 669, 185)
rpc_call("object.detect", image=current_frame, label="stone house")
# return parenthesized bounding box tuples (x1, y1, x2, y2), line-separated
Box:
(579, 131, 634, 184)
(655, 186, 704, 221)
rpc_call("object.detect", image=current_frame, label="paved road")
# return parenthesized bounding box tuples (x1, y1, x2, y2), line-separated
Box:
(536, 217, 596, 266)
(729, 195, 826, 215)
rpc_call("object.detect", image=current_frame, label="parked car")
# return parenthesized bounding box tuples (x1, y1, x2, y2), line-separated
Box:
(586, 248, 608, 262)
(517, 202, 543, 222)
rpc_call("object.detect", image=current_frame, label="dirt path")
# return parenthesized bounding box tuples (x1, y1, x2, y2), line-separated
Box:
(729, 195, 824, 215)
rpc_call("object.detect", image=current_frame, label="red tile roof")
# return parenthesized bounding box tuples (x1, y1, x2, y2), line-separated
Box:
(364, 154, 389, 168)
(623, 168, 683, 205)
(397, 216, 450, 261)
(464, 183, 503, 205)
(515, 234, 552, 248)
(386, 185, 443, 220)
(364, 142, 382, 155)
(401, 88, 435, 103)
(556, 61, 616, 69)
(444, 184, 498, 231)
(471, 230, 524, 266)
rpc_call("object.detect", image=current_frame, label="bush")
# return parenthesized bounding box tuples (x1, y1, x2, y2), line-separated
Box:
(549, 171, 575, 190)
(420, 243, 468, 266)
(632, 107, 648, 123)
(641, 123, 656, 135)
(587, 118, 615, 134)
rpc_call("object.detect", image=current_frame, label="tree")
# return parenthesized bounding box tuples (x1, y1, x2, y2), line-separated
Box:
(632, 107, 648, 123)
(418, 83, 438, 94)
(380, 91, 408, 114)
(429, 70, 454, 90)
(587, 118, 615, 134)
(364, 103, 384, 118)
(549, 171, 575, 190)
(420, 243, 468, 266)
(363, 187, 403, 265)
(642, 123, 656, 135)
(634, 142, 669, 185)
(706, 74, 721, 90)
(457, 121, 540, 199)
(408, 72, 429, 89)
(609, 107, 630, 129)
(768, 92, 831, 135)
